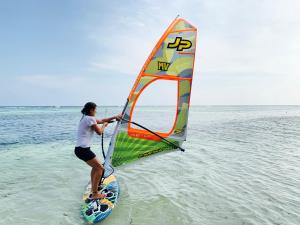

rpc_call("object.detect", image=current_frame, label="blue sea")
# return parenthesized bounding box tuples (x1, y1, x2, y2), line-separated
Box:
(0, 106, 299, 225)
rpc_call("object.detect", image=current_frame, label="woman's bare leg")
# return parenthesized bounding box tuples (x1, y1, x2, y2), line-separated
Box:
(90, 167, 97, 187)
(86, 157, 105, 199)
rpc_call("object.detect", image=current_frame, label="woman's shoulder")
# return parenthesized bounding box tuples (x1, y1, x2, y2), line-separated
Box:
(83, 115, 97, 125)
(84, 115, 95, 119)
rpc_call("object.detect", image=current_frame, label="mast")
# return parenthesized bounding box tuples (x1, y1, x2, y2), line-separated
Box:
(103, 100, 128, 177)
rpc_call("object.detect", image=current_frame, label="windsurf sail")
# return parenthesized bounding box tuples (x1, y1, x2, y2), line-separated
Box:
(104, 17, 197, 176)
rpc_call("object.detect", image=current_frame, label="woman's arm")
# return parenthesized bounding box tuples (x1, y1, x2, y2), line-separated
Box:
(91, 122, 109, 135)
(96, 114, 122, 124)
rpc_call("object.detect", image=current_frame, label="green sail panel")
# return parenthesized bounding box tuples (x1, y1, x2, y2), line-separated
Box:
(112, 131, 179, 167)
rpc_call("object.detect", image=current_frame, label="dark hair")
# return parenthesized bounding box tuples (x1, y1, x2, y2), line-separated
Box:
(81, 102, 97, 115)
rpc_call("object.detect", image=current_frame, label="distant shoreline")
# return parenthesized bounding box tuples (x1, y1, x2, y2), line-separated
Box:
(0, 105, 300, 107)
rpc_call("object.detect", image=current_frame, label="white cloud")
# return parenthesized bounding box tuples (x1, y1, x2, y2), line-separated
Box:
(83, 0, 300, 104)
(87, 0, 300, 77)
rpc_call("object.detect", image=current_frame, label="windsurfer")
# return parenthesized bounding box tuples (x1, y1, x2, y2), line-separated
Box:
(74, 102, 121, 199)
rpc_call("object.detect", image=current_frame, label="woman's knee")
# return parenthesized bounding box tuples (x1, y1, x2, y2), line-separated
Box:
(86, 157, 103, 169)
(94, 164, 104, 173)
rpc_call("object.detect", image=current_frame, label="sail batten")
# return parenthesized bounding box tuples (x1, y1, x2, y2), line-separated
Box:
(104, 18, 197, 171)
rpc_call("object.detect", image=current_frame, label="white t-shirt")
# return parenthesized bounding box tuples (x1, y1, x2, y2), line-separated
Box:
(76, 116, 97, 148)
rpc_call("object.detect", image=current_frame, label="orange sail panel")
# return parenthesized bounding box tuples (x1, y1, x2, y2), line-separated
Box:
(106, 18, 197, 168)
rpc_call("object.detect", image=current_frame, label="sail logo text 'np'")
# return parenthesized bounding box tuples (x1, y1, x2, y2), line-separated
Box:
(157, 61, 170, 71)
(167, 37, 192, 51)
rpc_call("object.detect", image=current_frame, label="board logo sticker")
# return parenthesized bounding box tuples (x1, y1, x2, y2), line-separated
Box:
(157, 61, 170, 71)
(167, 37, 192, 51)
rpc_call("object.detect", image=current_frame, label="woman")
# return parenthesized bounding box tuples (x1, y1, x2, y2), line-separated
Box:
(74, 102, 121, 199)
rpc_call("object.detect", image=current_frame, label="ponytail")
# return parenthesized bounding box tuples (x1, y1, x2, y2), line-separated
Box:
(81, 102, 97, 116)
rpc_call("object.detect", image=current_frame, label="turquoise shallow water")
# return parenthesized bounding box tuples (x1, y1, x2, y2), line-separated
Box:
(0, 106, 300, 225)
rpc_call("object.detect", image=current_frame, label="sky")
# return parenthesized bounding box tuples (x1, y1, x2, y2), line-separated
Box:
(0, 0, 299, 106)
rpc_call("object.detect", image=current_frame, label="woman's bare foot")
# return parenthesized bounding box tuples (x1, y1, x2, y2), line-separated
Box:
(91, 192, 106, 199)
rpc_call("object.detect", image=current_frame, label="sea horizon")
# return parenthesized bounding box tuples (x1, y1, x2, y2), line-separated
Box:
(1, 104, 300, 107)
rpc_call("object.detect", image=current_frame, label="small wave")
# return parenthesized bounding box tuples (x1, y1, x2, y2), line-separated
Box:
(0, 141, 19, 146)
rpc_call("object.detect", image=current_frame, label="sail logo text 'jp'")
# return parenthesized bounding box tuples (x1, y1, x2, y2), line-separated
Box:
(167, 37, 192, 51)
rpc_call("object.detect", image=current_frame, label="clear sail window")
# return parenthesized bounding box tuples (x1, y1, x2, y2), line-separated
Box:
(130, 79, 178, 134)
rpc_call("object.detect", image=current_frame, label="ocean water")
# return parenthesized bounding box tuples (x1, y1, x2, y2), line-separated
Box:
(0, 106, 299, 225)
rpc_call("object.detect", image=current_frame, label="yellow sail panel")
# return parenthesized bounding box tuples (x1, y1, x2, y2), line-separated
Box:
(141, 19, 196, 78)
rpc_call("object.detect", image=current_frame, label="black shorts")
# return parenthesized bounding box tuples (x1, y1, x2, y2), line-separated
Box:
(74, 146, 96, 162)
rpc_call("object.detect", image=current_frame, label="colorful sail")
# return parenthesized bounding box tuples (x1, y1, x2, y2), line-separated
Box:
(104, 18, 197, 171)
